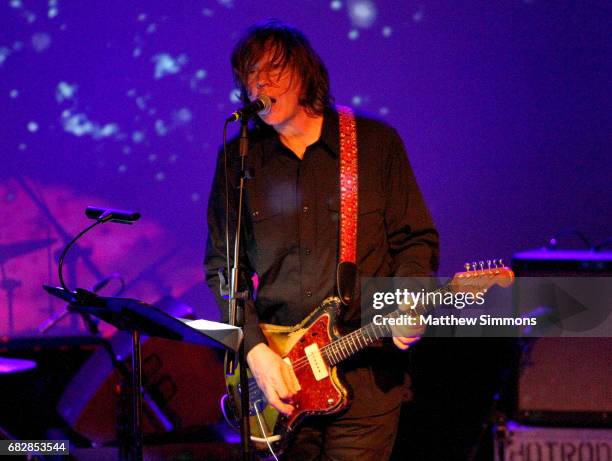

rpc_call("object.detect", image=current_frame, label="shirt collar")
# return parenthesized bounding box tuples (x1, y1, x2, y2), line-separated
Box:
(260, 105, 340, 158)
(318, 106, 340, 158)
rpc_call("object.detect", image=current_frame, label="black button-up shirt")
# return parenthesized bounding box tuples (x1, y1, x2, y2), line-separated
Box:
(205, 106, 439, 354)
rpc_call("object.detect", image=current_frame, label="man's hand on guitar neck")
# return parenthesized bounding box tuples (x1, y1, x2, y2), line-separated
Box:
(246, 343, 300, 415)
(391, 300, 426, 350)
(392, 335, 421, 350)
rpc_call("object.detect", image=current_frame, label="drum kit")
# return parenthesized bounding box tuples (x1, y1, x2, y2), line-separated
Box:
(0, 238, 56, 380)
(0, 238, 57, 335)
(0, 239, 49, 443)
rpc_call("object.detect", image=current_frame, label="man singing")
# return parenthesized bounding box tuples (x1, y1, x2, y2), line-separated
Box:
(205, 19, 439, 460)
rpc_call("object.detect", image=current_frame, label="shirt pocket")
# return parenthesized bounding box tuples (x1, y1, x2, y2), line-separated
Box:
(325, 191, 386, 246)
(247, 194, 288, 254)
(358, 192, 386, 250)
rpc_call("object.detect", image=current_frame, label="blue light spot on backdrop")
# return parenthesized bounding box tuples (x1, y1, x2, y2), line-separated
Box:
(348, 0, 377, 28)
(132, 131, 145, 143)
(48, 0, 59, 19)
(155, 120, 168, 136)
(174, 108, 192, 123)
(413, 5, 424, 22)
(229, 89, 241, 103)
(217, 0, 234, 9)
(0, 47, 12, 66)
(31, 33, 52, 52)
(62, 110, 120, 139)
(56, 81, 77, 102)
(152, 53, 188, 80)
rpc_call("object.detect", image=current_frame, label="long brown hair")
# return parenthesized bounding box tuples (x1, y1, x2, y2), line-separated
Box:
(231, 19, 333, 116)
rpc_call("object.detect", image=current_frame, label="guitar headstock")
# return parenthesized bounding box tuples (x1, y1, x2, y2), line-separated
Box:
(449, 259, 515, 294)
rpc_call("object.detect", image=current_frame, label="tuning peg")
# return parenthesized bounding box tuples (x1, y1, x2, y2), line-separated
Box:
(472, 261, 478, 271)
(464, 263, 471, 272)
(487, 259, 492, 269)
(498, 259, 504, 268)
(479, 261, 484, 270)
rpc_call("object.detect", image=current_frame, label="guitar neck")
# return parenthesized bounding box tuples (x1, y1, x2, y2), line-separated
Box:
(323, 283, 453, 367)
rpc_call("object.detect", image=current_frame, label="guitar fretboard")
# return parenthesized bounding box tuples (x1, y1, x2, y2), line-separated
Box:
(321, 284, 454, 366)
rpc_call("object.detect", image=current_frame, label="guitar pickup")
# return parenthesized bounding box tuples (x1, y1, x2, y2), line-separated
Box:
(304, 343, 329, 381)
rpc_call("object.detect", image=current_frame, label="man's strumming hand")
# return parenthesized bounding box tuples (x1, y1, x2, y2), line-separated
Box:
(246, 343, 300, 415)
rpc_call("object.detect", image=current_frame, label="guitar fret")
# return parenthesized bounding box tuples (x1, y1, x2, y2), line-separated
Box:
(364, 326, 371, 343)
(327, 347, 334, 366)
(330, 341, 339, 364)
(372, 323, 380, 338)
(322, 348, 332, 365)
(369, 324, 377, 338)
(346, 337, 354, 355)
(341, 338, 348, 356)
(338, 341, 347, 360)
(356, 332, 364, 349)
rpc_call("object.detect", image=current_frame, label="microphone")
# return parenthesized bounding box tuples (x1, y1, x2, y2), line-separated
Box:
(85, 206, 141, 224)
(227, 94, 273, 122)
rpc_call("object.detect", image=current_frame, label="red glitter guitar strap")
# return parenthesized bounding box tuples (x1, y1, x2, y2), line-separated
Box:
(336, 106, 358, 304)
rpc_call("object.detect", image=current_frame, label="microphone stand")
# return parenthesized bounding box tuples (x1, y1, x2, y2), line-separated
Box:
(228, 118, 253, 461)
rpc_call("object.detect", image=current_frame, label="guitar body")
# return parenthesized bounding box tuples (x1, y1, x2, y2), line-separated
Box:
(222, 263, 515, 457)
(224, 297, 349, 455)
(263, 297, 350, 428)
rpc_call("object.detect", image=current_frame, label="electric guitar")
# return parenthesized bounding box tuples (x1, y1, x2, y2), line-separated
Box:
(222, 260, 514, 456)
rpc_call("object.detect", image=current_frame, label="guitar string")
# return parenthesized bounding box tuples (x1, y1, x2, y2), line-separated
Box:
(274, 321, 392, 374)
(245, 273, 501, 392)
(278, 287, 441, 372)
(244, 325, 382, 395)
(273, 286, 444, 373)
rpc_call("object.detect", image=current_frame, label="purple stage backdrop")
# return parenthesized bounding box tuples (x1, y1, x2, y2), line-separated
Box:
(0, 1, 610, 336)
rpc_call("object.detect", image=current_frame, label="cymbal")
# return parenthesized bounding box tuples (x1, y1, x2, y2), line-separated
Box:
(0, 239, 56, 264)
(0, 357, 36, 374)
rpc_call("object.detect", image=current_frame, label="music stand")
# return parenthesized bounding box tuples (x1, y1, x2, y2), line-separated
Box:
(44, 285, 242, 461)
